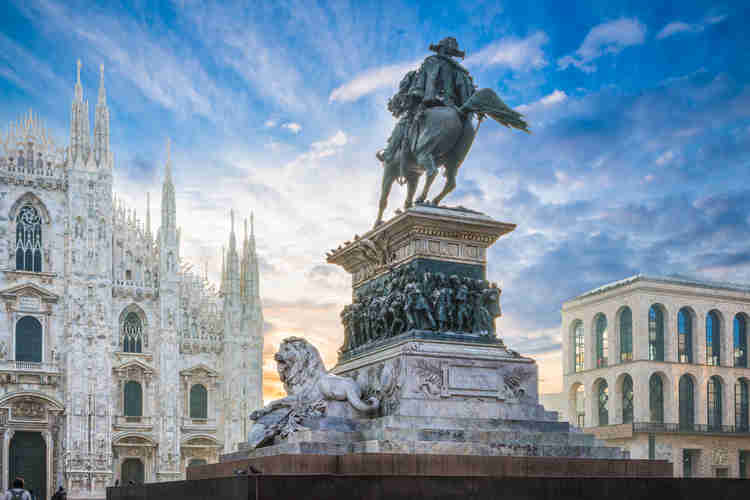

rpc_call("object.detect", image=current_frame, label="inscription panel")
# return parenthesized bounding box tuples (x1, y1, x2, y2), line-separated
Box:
(448, 366, 498, 393)
(19, 296, 41, 311)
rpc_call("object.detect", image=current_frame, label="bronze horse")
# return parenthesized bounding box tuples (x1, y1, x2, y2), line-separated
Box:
(375, 88, 529, 226)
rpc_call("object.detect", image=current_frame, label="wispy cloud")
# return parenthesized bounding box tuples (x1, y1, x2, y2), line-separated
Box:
(656, 12, 729, 40)
(466, 32, 549, 71)
(517, 89, 567, 113)
(282, 122, 302, 134)
(558, 18, 647, 73)
(329, 59, 422, 103)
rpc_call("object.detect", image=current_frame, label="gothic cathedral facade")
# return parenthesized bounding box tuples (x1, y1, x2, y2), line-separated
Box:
(0, 62, 264, 499)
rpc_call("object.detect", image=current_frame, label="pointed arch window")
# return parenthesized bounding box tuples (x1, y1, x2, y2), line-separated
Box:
(620, 307, 633, 362)
(573, 320, 584, 373)
(190, 384, 208, 419)
(735, 379, 749, 431)
(124, 381, 143, 417)
(648, 305, 664, 361)
(734, 314, 747, 368)
(622, 375, 634, 424)
(679, 375, 694, 430)
(595, 314, 608, 368)
(597, 380, 609, 426)
(707, 311, 721, 366)
(678, 308, 693, 363)
(15, 205, 42, 272)
(649, 374, 664, 423)
(708, 376, 723, 429)
(122, 312, 143, 353)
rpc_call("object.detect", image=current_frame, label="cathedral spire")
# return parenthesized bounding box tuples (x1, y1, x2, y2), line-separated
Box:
(70, 59, 90, 164)
(161, 138, 176, 236)
(94, 64, 110, 167)
(145, 192, 152, 240)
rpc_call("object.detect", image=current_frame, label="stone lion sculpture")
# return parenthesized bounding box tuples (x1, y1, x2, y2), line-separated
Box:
(246, 336, 379, 449)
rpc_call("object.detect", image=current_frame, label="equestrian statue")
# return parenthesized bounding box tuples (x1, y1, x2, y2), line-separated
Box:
(375, 37, 529, 226)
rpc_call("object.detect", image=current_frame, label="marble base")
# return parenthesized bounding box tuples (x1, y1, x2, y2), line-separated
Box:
(225, 339, 626, 463)
(334, 336, 555, 421)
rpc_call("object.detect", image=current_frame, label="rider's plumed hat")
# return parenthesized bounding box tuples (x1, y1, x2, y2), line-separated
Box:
(429, 37, 465, 58)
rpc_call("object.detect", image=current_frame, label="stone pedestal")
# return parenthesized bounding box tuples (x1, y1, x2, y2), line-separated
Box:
(222, 205, 628, 464)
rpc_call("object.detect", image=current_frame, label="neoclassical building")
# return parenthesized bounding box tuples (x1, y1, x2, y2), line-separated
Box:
(562, 274, 750, 478)
(0, 62, 264, 499)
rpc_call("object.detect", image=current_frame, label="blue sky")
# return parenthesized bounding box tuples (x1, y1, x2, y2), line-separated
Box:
(1, 0, 748, 396)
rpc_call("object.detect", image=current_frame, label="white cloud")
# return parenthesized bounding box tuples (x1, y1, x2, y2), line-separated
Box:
(282, 122, 302, 134)
(655, 150, 675, 166)
(466, 32, 549, 71)
(517, 89, 567, 113)
(557, 18, 647, 73)
(329, 59, 422, 103)
(656, 21, 703, 39)
(657, 11, 729, 40)
(264, 120, 277, 127)
(286, 130, 348, 168)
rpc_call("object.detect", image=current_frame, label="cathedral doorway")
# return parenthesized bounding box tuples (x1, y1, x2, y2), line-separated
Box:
(9, 431, 46, 497)
(121, 458, 144, 485)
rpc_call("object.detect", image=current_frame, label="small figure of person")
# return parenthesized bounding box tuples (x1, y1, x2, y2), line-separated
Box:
(3, 478, 31, 500)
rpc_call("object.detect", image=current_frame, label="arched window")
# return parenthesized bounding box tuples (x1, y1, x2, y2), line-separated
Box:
(648, 305, 665, 361)
(679, 375, 694, 429)
(597, 380, 609, 426)
(122, 312, 143, 353)
(15, 205, 42, 272)
(707, 376, 723, 429)
(734, 314, 747, 368)
(124, 381, 143, 417)
(15, 316, 42, 362)
(620, 307, 633, 362)
(736, 379, 749, 431)
(595, 314, 608, 368)
(678, 308, 693, 363)
(189, 384, 208, 419)
(572, 320, 584, 373)
(622, 375, 634, 424)
(649, 374, 664, 423)
(707, 311, 721, 366)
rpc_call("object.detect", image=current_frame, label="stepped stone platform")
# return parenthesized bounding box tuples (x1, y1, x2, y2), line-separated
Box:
(222, 415, 627, 462)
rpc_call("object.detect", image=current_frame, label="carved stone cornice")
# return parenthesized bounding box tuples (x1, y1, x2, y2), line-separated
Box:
(327, 205, 515, 287)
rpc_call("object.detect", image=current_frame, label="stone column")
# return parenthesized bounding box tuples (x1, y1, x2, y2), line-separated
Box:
(633, 298, 648, 361)
(694, 307, 707, 366)
(633, 371, 650, 423)
(664, 303, 678, 363)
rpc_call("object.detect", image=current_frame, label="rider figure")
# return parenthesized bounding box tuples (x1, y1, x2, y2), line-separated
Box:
(377, 37, 476, 179)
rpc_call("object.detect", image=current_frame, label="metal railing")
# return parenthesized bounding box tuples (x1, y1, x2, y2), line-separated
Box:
(0, 359, 59, 372)
(633, 421, 750, 435)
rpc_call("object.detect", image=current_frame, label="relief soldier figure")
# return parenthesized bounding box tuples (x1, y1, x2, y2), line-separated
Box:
(405, 282, 436, 331)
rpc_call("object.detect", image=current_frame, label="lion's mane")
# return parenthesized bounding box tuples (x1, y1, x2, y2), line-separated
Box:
(276, 336, 327, 395)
